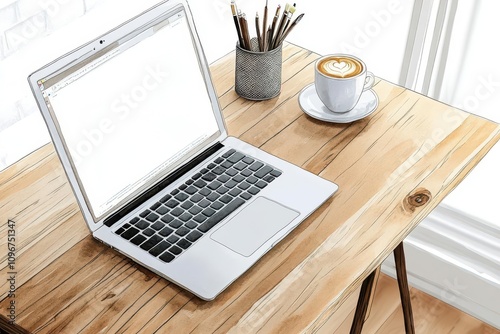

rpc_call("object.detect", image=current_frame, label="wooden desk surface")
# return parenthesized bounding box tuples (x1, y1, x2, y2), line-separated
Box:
(1, 43, 499, 333)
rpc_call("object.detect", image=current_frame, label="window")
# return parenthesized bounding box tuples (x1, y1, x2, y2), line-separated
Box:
(0, 0, 163, 170)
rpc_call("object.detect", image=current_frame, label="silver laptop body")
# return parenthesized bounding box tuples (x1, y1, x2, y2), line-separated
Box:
(28, 0, 338, 300)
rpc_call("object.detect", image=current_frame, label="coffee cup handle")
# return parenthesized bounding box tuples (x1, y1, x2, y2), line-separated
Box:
(363, 71, 375, 91)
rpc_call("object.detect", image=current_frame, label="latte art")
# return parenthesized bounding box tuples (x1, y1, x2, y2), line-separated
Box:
(318, 56, 363, 78)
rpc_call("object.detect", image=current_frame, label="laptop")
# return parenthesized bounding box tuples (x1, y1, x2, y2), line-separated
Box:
(28, 0, 338, 300)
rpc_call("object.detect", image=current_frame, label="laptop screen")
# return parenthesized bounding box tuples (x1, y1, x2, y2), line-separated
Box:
(38, 9, 220, 220)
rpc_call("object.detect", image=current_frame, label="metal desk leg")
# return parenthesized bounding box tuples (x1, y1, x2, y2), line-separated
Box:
(349, 269, 378, 334)
(364, 267, 381, 322)
(350, 242, 415, 334)
(394, 242, 415, 334)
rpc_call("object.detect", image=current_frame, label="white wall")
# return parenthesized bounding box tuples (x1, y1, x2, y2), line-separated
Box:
(286, 0, 414, 83)
(0, 0, 415, 170)
(435, 1, 500, 123)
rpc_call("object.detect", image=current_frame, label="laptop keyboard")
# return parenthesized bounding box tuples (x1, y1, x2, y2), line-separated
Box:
(114, 149, 282, 263)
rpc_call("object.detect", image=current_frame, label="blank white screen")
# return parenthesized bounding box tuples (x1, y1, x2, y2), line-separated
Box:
(45, 12, 219, 219)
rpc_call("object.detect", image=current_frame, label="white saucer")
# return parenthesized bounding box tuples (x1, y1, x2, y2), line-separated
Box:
(298, 83, 379, 123)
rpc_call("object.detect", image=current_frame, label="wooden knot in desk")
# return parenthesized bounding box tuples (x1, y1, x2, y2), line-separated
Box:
(403, 188, 432, 213)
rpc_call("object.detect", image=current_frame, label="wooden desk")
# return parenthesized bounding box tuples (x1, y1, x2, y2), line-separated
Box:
(1, 43, 499, 333)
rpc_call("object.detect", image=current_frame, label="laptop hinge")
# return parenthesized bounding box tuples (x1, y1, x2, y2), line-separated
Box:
(103, 141, 224, 227)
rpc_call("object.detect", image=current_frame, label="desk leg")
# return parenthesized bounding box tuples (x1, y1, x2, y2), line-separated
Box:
(349, 269, 378, 334)
(394, 242, 415, 334)
(365, 266, 381, 322)
(0, 315, 31, 334)
(351, 242, 415, 334)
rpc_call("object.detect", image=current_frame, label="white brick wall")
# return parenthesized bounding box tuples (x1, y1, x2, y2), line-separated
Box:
(17, 0, 44, 19)
(0, 0, 88, 59)
(0, 0, 103, 136)
(40, 0, 85, 30)
(0, 0, 158, 171)
(0, 33, 4, 59)
(82, 0, 101, 12)
(5, 12, 48, 55)
(0, 2, 18, 31)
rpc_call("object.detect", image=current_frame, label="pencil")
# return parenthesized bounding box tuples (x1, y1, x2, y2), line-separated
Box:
(231, 0, 244, 48)
(238, 10, 247, 49)
(269, 5, 280, 50)
(273, 3, 289, 49)
(278, 13, 304, 45)
(256, 12, 263, 51)
(281, 4, 296, 41)
(266, 26, 272, 51)
(240, 12, 251, 50)
(237, 10, 245, 49)
(262, 0, 269, 51)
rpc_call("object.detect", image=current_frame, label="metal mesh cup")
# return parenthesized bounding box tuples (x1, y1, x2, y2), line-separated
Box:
(235, 38, 282, 101)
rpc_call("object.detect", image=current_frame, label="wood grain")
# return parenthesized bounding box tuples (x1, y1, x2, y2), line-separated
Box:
(0, 44, 499, 333)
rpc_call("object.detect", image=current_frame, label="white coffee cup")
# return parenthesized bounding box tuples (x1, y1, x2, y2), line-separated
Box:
(315, 54, 375, 113)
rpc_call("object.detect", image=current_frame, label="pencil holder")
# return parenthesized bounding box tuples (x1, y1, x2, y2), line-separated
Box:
(235, 38, 282, 101)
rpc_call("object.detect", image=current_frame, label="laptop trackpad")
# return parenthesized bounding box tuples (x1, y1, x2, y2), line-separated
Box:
(211, 197, 300, 257)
